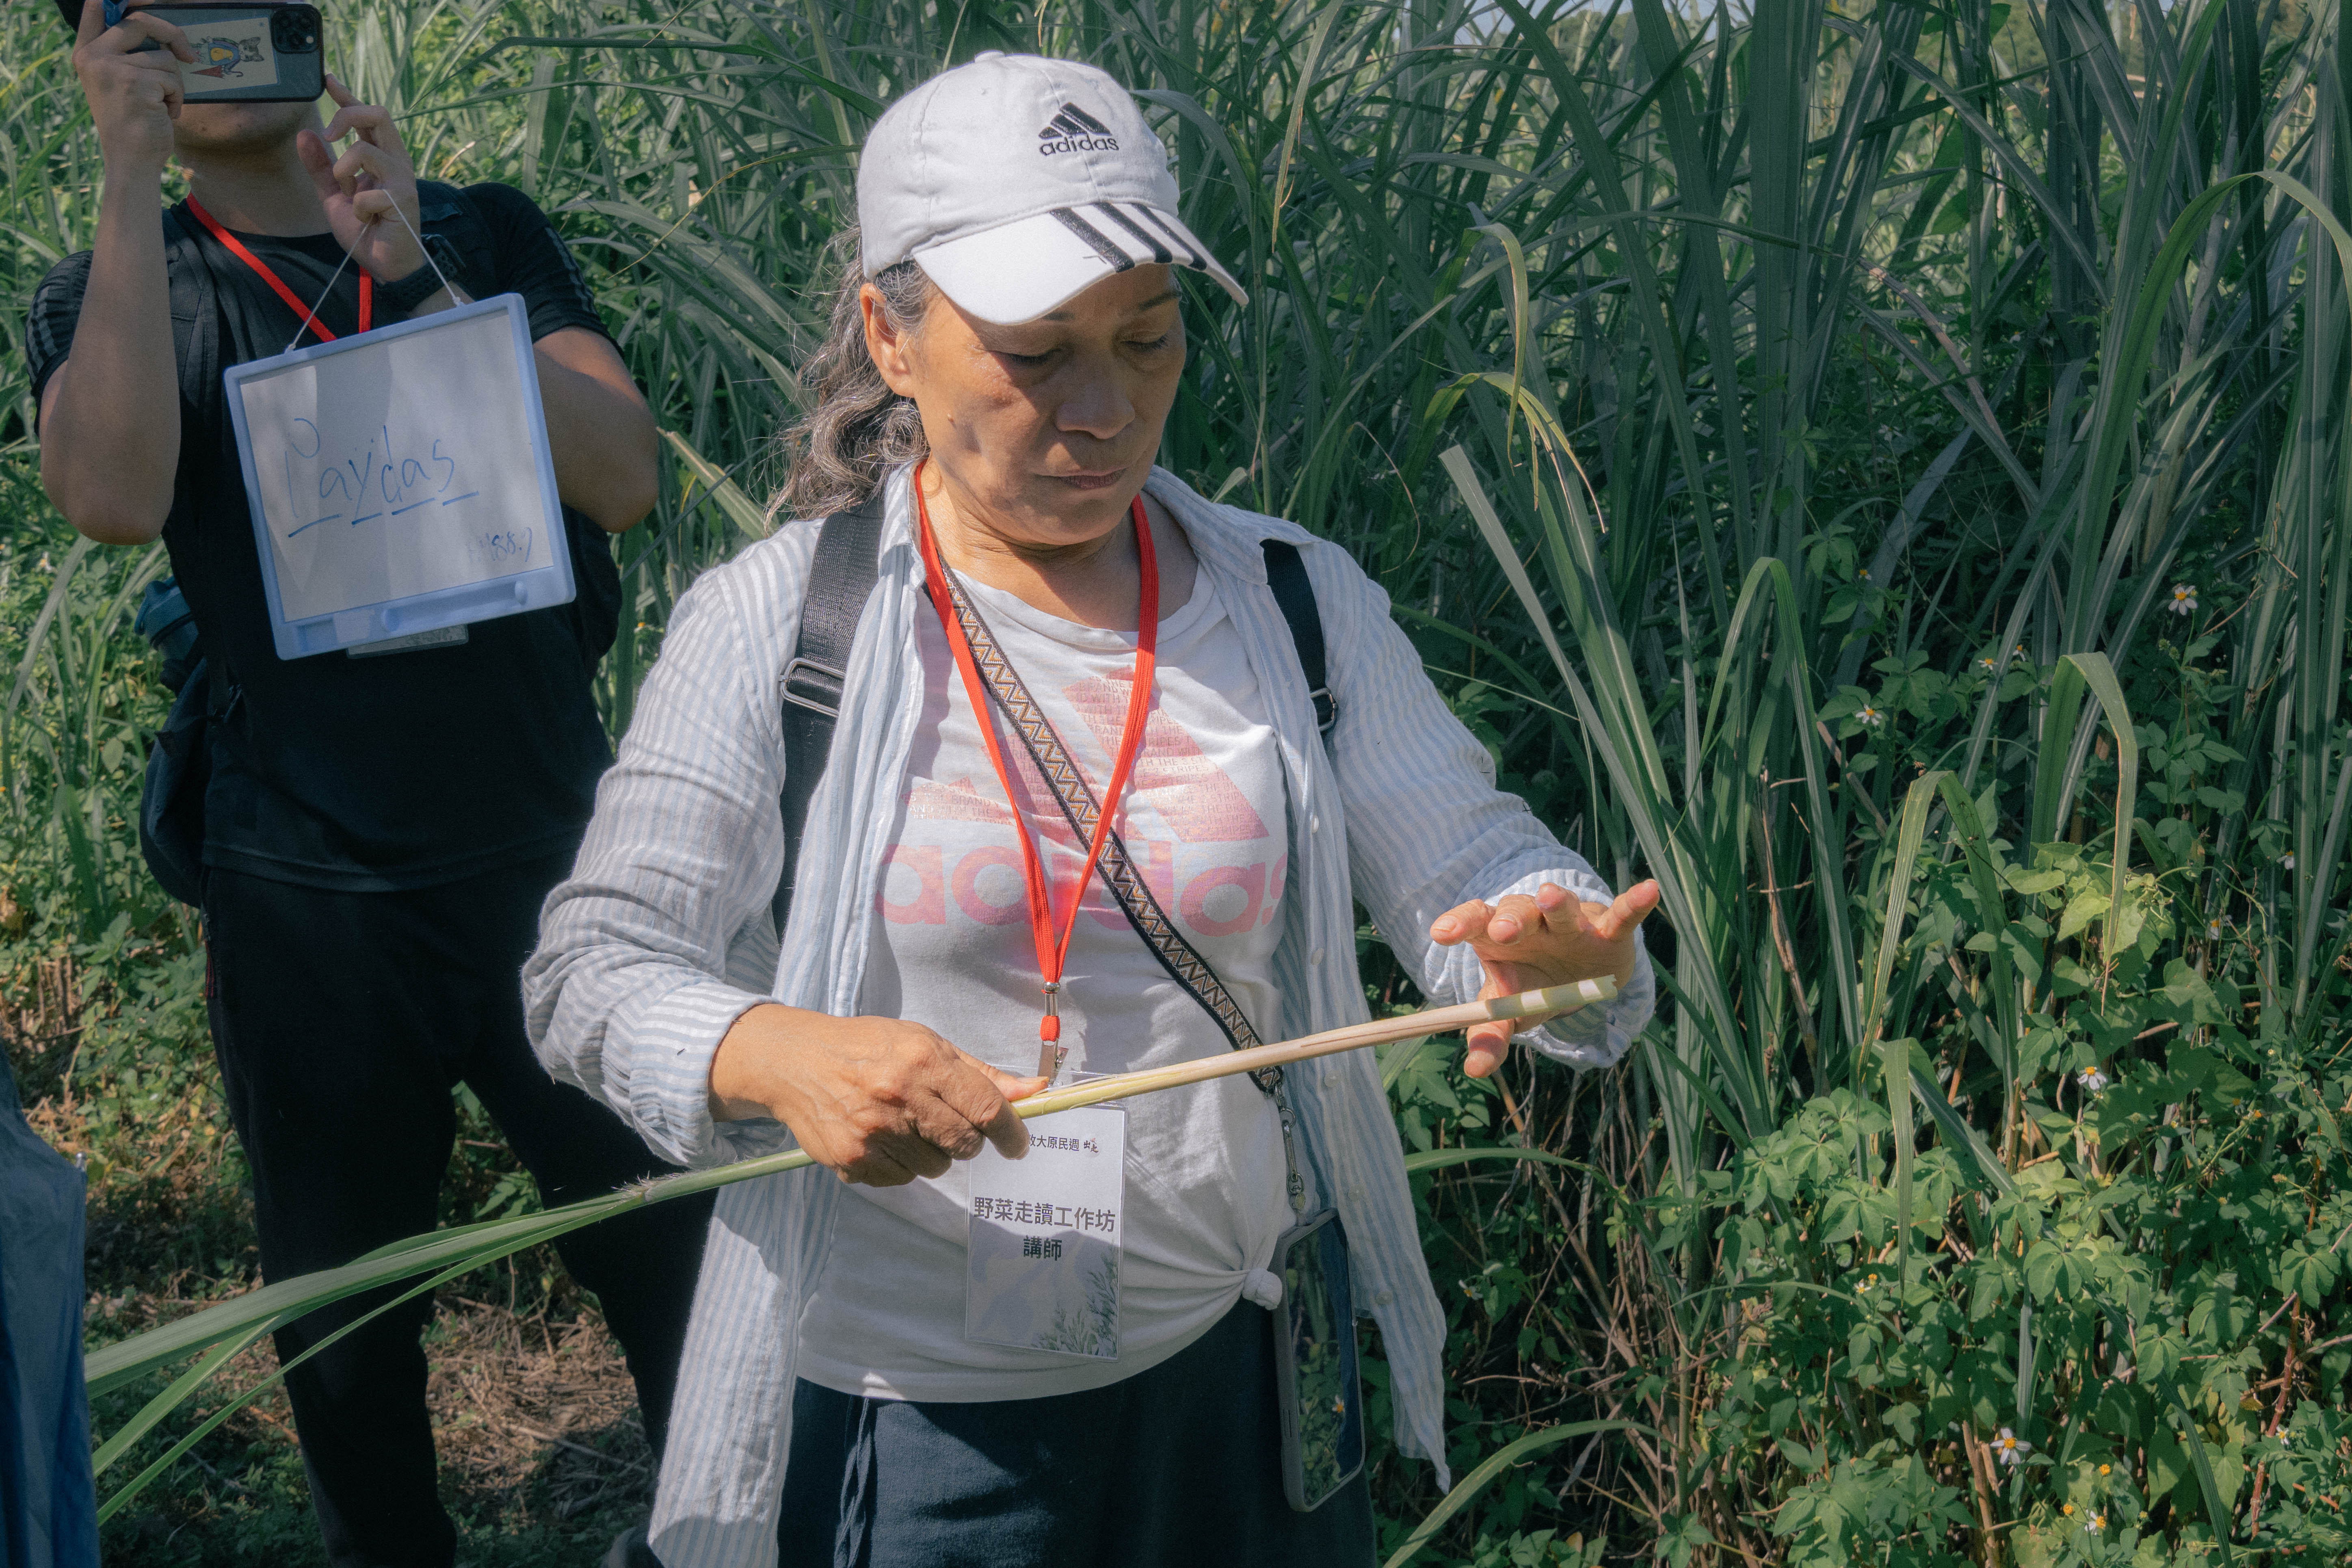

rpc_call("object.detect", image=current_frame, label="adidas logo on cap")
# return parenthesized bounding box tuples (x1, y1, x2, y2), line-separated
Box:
(1037, 102, 1119, 156)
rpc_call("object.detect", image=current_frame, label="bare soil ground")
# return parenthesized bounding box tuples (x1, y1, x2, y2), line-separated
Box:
(93, 1286, 653, 1566)
(422, 1295, 653, 1524)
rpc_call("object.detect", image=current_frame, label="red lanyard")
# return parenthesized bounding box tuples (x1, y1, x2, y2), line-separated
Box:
(184, 197, 372, 344)
(913, 463, 1159, 1052)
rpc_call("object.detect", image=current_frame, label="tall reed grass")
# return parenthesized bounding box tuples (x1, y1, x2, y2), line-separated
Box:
(6, 0, 2350, 1561)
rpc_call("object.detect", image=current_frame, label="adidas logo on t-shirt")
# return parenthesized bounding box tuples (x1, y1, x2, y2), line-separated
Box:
(1038, 102, 1119, 155)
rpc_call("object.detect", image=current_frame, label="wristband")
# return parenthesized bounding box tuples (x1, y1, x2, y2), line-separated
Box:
(372, 262, 447, 320)
(374, 236, 468, 318)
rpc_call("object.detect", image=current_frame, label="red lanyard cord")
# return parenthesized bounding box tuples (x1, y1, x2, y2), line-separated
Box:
(913, 462, 1159, 1050)
(184, 197, 373, 345)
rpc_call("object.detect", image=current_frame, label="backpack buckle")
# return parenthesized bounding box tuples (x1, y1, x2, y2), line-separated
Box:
(781, 655, 846, 719)
(1309, 686, 1337, 734)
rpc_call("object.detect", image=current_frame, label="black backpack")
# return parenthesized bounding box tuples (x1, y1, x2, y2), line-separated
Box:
(134, 576, 211, 906)
(767, 497, 1335, 931)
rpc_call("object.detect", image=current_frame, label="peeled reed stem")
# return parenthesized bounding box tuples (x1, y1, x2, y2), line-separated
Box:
(1010, 975, 1621, 1118)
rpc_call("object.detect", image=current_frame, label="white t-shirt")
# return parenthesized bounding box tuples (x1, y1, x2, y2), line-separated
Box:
(795, 566, 1298, 1401)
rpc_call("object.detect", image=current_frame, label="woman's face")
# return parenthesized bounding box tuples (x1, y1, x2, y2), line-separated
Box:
(865, 264, 1186, 550)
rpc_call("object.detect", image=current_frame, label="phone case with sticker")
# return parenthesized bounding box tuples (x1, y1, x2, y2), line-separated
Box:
(131, 4, 324, 103)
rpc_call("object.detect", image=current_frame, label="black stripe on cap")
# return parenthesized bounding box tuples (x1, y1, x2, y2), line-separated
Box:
(1063, 103, 1117, 137)
(1049, 208, 1136, 272)
(1121, 204, 1205, 270)
(1094, 204, 1171, 264)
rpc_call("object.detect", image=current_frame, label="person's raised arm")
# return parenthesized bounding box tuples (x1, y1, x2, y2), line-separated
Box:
(39, 4, 197, 546)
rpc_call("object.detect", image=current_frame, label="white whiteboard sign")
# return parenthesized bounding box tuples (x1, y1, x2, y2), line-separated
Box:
(225, 294, 576, 659)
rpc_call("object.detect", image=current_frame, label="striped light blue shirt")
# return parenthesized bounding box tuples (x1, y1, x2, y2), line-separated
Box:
(524, 464, 1655, 1567)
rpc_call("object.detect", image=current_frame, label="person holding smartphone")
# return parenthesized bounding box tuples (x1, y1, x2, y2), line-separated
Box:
(29, 6, 710, 1567)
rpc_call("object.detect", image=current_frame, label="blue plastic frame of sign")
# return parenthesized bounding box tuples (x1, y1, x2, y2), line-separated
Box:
(222, 292, 576, 661)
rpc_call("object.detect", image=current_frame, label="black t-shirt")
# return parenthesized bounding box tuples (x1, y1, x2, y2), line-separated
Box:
(27, 183, 624, 892)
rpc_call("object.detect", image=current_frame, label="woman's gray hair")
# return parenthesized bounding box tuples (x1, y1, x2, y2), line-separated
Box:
(771, 228, 934, 520)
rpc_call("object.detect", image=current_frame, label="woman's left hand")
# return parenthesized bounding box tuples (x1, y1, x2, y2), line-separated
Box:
(1430, 879, 1661, 1077)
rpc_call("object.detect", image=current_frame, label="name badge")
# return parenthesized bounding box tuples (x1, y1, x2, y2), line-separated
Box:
(965, 1103, 1125, 1360)
(347, 623, 469, 658)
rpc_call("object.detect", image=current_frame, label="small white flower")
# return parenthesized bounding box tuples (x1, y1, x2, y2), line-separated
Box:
(1991, 1427, 2031, 1467)
(2087, 1512, 2106, 1534)
(2207, 920, 2224, 939)
(1857, 704, 1886, 729)
(1978, 655, 1999, 674)
(2168, 583, 2199, 616)
(2283, 854, 2297, 871)
(2079, 1066, 2110, 1095)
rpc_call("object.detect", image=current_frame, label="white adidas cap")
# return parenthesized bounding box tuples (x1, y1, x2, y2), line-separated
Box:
(857, 52, 1248, 325)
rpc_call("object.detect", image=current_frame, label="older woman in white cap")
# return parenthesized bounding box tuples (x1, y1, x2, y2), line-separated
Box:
(527, 52, 1657, 1568)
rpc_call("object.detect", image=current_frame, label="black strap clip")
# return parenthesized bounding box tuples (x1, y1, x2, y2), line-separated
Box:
(781, 654, 848, 719)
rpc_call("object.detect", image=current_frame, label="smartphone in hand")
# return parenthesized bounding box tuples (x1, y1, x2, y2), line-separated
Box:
(125, 4, 325, 104)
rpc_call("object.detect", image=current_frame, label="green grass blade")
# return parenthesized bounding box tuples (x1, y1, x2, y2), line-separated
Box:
(1907, 1064, 2017, 1199)
(80, 1162, 749, 1395)
(1380, 1420, 1656, 1568)
(2060, 653, 2139, 957)
(1865, 773, 1950, 1055)
(3, 536, 94, 731)
(662, 428, 770, 540)
(1401, 1146, 1592, 1178)
(2162, 1382, 2239, 1565)
(88, 1317, 278, 1478)
(1884, 1040, 1914, 1277)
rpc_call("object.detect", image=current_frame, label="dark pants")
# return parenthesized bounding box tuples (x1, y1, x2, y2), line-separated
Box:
(777, 1304, 1376, 1568)
(204, 853, 714, 1568)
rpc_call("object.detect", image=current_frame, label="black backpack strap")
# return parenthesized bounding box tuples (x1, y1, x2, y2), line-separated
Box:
(772, 495, 889, 933)
(159, 206, 218, 419)
(1261, 539, 1336, 735)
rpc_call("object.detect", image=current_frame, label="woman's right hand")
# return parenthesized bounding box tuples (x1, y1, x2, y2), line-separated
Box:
(708, 1005, 1045, 1186)
(73, 3, 195, 177)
